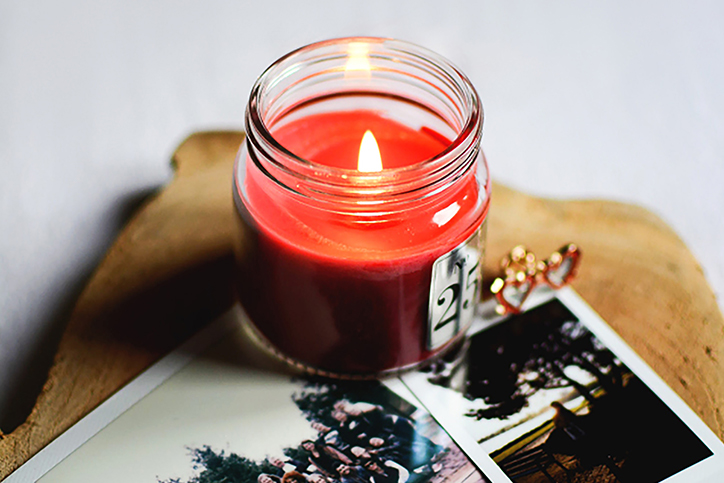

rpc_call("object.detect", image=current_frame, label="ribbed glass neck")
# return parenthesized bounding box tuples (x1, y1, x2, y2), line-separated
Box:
(243, 37, 484, 214)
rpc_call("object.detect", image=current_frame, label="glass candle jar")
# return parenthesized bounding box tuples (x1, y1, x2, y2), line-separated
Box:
(233, 37, 490, 376)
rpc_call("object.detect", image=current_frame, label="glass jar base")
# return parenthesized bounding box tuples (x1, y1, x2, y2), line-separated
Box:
(234, 303, 469, 380)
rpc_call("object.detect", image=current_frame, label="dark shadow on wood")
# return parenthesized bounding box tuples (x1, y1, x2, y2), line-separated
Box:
(0, 187, 159, 434)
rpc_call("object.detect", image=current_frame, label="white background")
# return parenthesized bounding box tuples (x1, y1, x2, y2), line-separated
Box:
(1, 1, 722, 428)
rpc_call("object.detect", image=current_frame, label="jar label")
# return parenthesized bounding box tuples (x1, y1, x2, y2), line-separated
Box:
(427, 223, 486, 350)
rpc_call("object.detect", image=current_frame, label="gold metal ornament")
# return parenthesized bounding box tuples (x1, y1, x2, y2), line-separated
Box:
(491, 243, 581, 315)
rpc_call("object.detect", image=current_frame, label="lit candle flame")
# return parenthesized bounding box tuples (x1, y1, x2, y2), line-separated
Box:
(345, 42, 371, 77)
(358, 130, 382, 172)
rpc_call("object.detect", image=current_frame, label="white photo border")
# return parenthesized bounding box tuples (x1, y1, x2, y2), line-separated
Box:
(4, 311, 239, 483)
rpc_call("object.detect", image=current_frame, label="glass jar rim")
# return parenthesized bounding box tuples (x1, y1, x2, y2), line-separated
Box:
(245, 36, 483, 184)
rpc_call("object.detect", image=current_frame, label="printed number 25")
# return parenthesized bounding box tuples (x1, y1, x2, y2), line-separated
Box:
(434, 260, 479, 332)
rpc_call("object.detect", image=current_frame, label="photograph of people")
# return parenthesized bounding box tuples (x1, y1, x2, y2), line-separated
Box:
(161, 380, 485, 483)
(415, 298, 715, 483)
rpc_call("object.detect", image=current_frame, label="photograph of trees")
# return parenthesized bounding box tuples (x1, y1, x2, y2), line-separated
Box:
(159, 380, 484, 483)
(424, 298, 713, 483)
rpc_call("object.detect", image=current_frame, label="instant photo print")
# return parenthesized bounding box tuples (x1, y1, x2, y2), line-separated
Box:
(7, 310, 486, 483)
(403, 288, 724, 483)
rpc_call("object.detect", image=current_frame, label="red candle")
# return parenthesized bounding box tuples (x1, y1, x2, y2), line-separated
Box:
(233, 38, 489, 375)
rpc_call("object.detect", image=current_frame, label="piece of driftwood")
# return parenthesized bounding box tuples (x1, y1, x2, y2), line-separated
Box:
(1, 131, 722, 479)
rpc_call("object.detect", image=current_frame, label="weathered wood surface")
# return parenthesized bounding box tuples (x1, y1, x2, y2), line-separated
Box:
(1, 131, 722, 479)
